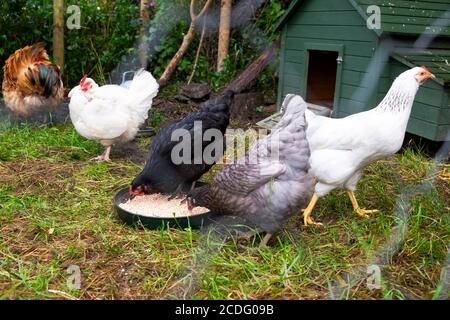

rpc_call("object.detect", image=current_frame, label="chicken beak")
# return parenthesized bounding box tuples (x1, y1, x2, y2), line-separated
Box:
(420, 66, 435, 81)
(129, 186, 144, 200)
(129, 186, 136, 200)
(420, 72, 435, 84)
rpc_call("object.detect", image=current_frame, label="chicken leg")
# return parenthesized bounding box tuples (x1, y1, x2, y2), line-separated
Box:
(259, 233, 273, 249)
(347, 191, 379, 217)
(301, 193, 323, 226)
(91, 146, 112, 162)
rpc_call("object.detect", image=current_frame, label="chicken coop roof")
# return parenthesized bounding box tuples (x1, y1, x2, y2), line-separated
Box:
(391, 49, 450, 86)
(275, 0, 450, 37)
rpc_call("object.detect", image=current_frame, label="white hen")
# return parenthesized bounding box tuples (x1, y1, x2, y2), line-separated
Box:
(68, 69, 159, 161)
(302, 66, 435, 225)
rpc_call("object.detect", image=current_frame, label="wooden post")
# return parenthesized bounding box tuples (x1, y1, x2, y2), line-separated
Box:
(53, 0, 64, 70)
(217, 0, 232, 72)
(139, 0, 150, 69)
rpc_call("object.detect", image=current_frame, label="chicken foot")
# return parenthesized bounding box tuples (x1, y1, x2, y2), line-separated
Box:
(347, 191, 379, 217)
(301, 193, 323, 226)
(171, 181, 198, 201)
(259, 233, 273, 249)
(168, 184, 186, 201)
(38, 113, 51, 127)
(91, 146, 112, 162)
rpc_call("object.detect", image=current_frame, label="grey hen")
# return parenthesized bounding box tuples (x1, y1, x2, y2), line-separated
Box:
(187, 94, 313, 247)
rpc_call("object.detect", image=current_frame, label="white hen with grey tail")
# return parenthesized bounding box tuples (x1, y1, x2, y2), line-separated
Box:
(68, 69, 159, 161)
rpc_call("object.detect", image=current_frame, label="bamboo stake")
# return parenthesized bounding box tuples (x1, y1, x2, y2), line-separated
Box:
(53, 0, 65, 70)
(217, 0, 232, 72)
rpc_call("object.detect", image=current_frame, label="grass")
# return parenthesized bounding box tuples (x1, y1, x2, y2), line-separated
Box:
(0, 123, 449, 300)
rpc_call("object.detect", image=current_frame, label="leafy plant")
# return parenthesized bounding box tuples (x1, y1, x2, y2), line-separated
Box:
(0, 0, 142, 89)
(150, 110, 168, 128)
(0, 0, 288, 97)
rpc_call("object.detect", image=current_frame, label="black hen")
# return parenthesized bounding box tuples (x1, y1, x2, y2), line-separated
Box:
(130, 90, 234, 196)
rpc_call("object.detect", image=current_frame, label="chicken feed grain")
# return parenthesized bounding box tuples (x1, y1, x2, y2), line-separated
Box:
(119, 193, 209, 217)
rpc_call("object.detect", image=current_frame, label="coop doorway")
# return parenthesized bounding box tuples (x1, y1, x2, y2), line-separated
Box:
(306, 50, 339, 110)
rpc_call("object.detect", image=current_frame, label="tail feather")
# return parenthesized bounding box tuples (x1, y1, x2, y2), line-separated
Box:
(3, 42, 50, 81)
(26, 64, 61, 98)
(2, 43, 64, 116)
(29, 42, 49, 60)
(3, 42, 62, 97)
(126, 69, 159, 123)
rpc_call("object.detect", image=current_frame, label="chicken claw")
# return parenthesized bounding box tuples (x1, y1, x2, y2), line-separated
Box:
(90, 146, 112, 162)
(354, 208, 379, 218)
(301, 193, 323, 226)
(259, 233, 273, 249)
(302, 211, 323, 226)
(90, 155, 111, 162)
(347, 191, 379, 218)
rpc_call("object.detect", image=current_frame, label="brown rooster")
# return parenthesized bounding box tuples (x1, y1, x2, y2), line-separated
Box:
(2, 42, 64, 117)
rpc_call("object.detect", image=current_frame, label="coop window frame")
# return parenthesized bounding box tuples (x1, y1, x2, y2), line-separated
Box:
(302, 43, 344, 116)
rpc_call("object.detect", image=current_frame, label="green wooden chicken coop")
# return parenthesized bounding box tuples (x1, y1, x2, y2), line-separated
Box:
(273, 0, 450, 141)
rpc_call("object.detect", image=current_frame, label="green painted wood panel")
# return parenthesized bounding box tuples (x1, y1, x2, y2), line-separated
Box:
(343, 56, 389, 76)
(392, 50, 450, 85)
(355, 0, 450, 36)
(285, 49, 306, 63)
(380, 15, 450, 28)
(284, 74, 303, 87)
(285, 37, 376, 57)
(277, 0, 450, 37)
(286, 25, 377, 41)
(342, 70, 391, 88)
(284, 61, 303, 75)
(288, 11, 365, 26)
(411, 102, 446, 124)
(416, 88, 444, 106)
(357, 0, 450, 11)
(407, 117, 442, 141)
(301, 0, 357, 12)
